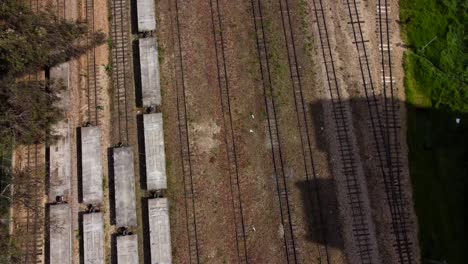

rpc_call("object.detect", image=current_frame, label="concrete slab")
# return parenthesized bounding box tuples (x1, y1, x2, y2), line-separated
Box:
(49, 121, 72, 202)
(137, 0, 156, 32)
(49, 203, 72, 264)
(143, 113, 166, 190)
(117, 235, 139, 264)
(139, 38, 161, 107)
(148, 198, 172, 264)
(83, 213, 104, 264)
(113, 147, 137, 227)
(81, 126, 103, 204)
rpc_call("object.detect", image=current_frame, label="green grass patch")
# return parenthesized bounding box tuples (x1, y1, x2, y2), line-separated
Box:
(401, 0, 467, 263)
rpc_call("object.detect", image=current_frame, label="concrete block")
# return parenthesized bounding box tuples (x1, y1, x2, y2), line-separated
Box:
(49, 203, 72, 264)
(117, 235, 139, 264)
(113, 147, 137, 227)
(143, 113, 166, 190)
(49, 121, 71, 202)
(148, 198, 172, 264)
(137, 0, 156, 32)
(139, 37, 161, 107)
(81, 126, 103, 204)
(83, 213, 104, 264)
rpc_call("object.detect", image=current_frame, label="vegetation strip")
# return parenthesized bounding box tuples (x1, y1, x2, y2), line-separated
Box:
(250, 0, 299, 262)
(401, 0, 467, 262)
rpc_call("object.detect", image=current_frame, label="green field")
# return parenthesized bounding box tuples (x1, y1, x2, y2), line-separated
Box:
(401, 0, 467, 263)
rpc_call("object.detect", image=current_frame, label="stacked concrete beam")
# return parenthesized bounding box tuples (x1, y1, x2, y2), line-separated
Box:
(117, 235, 139, 264)
(136, 0, 156, 32)
(148, 198, 172, 264)
(81, 126, 103, 204)
(139, 37, 161, 107)
(49, 203, 72, 264)
(143, 113, 167, 190)
(49, 121, 72, 202)
(113, 147, 137, 227)
(83, 213, 104, 264)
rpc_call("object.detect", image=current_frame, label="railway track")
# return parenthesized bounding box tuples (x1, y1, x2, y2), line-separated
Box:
(171, 0, 200, 263)
(29, 0, 40, 12)
(249, 0, 299, 262)
(85, 0, 100, 126)
(18, 145, 45, 264)
(376, 1, 413, 263)
(55, 0, 66, 18)
(110, 0, 131, 144)
(342, 0, 412, 263)
(208, 0, 248, 262)
(310, 0, 378, 263)
(276, 0, 332, 262)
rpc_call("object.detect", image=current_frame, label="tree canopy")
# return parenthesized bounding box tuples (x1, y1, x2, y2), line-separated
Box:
(0, 0, 105, 146)
(0, 1, 105, 79)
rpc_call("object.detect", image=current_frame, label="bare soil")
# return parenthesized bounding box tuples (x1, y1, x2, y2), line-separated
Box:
(158, 0, 419, 262)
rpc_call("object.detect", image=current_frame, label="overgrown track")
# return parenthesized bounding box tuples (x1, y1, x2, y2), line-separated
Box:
(310, 0, 376, 263)
(376, 1, 413, 263)
(29, 0, 40, 12)
(276, 0, 331, 262)
(208, 0, 248, 262)
(250, 0, 298, 262)
(55, 0, 66, 18)
(171, 0, 200, 263)
(19, 145, 45, 264)
(85, 0, 100, 126)
(110, 0, 131, 144)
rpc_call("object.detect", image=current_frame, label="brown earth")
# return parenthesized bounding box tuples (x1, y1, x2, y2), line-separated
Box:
(158, 0, 349, 262)
(158, 0, 419, 263)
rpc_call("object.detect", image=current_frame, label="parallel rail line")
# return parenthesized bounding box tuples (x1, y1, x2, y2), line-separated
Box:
(171, 0, 200, 263)
(18, 145, 45, 264)
(85, 0, 100, 126)
(277, 0, 331, 262)
(310, 0, 376, 262)
(29, 0, 40, 12)
(376, 1, 413, 263)
(250, 0, 298, 262)
(343, 0, 412, 263)
(110, 0, 131, 144)
(208, 0, 248, 262)
(55, 0, 66, 19)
